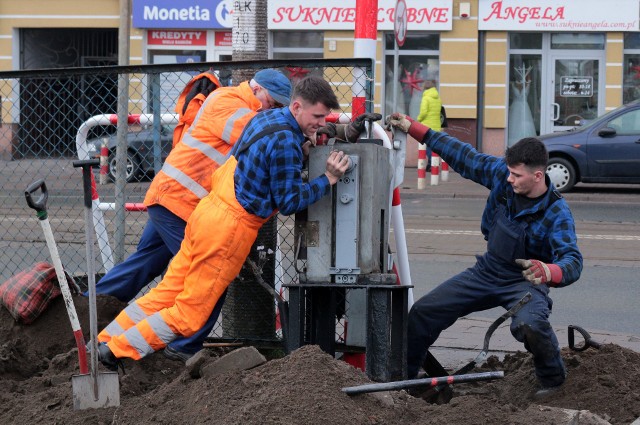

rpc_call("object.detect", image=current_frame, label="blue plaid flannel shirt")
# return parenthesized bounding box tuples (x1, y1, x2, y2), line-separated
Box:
(424, 130, 583, 286)
(233, 107, 331, 218)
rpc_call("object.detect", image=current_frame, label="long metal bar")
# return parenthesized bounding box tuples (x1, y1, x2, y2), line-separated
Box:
(342, 371, 505, 395)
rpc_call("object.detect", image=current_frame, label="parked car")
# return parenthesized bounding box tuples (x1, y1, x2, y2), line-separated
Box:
(87, 125, 174, 182)
(540, 100, 640, 192)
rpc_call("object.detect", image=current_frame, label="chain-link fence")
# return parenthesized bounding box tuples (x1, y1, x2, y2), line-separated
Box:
(0, 58, 373, 346)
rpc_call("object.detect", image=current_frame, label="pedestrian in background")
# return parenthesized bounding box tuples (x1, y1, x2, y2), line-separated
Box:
(94, 76, 353, 368)
(416, 79, 442, 171)
(91, 68, 292, 362)
(387, 112, 583, 399)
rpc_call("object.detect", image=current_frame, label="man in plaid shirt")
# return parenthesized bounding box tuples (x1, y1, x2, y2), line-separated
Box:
(387, 112, 583, 399)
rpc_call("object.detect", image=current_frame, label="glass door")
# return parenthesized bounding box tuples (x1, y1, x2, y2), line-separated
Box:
(547, 55, 603, 133)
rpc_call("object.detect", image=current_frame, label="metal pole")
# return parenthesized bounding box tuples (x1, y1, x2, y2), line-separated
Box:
(114, 0, 130, 263)
(476, 30, 486, 152)
(342, 371, 505, 395)
(151, 73, 162, 174)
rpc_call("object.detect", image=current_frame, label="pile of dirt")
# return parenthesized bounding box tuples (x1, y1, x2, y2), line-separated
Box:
(1, 294, 639, 425)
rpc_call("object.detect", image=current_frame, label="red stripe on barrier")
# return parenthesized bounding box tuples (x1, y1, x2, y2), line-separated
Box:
(326, 113, 340, 123)
(442, 161, 449, 171)
(351, 97, 366, 119)
(108, 114, 141, 125)
(124, 203, 147, 212)
(392, 187, 401, 206)
(418, 168, 426, 178)
(391, 261, 401, 285)
(418, 149, 427, 159)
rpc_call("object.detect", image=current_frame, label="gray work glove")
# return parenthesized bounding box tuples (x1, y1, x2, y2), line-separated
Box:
(317, 113, 382, 143)
(385, 112, 412, 133)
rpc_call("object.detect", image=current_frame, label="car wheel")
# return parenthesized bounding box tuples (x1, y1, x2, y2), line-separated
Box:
(546, 157, 576, 193)
(108, 150, 140, 183)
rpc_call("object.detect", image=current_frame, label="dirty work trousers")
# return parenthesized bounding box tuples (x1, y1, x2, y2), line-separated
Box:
(98, 157, 268, 360)
(408, 203, 566, 388)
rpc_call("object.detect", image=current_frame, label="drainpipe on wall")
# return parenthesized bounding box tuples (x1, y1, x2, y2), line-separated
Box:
(476, 30, 486, 152)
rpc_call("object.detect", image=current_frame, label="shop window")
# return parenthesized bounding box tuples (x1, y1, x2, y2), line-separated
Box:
(551, 33, 605, 50)
(623, 34, 640, 104)
(507, 54, 542, 146)
(383, 33, 440, 117)
(272, 31, 323, 59)
(509, 33, 542, 50)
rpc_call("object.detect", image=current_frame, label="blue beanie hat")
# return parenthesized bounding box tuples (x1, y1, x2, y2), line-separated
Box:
(253, 69, 292, 106)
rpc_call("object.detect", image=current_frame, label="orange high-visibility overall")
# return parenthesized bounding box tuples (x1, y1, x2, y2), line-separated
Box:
(99, 155, 271, 359)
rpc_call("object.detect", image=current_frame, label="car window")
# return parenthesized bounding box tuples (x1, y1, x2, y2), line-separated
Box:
(608, 110, 640, 134)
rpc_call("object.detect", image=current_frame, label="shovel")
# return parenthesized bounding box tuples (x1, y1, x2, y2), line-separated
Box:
(71, 159, 120, 410)
(25, 180, 88, 375)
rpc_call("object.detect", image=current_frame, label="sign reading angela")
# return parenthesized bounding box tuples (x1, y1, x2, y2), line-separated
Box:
(133, 0, 233, 29)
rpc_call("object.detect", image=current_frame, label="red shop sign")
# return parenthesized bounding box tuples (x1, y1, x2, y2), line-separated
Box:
(147, 30, 207, 46)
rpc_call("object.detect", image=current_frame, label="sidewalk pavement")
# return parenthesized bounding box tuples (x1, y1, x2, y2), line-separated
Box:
(396, 167, 640, 369)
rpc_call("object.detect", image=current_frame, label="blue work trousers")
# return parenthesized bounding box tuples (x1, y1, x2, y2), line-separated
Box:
(407, 264, 566, 387)
(92, 204, 226, 354)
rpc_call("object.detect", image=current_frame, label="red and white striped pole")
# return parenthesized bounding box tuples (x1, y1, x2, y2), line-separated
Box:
(99, 140, 109, 185)
(430, 152, 441, 186)
(352, 0, 377, 119)
(417, 144, 428, 189)
(343, 0, 378, 372)
(441, 160, 449, 182)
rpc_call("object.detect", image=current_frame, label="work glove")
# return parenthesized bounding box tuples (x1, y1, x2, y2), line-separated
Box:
(317, 113, 382, 143)
(385, 112, 430, 142)
(385, 112, 413, 133)
(515, 259, 563, 286)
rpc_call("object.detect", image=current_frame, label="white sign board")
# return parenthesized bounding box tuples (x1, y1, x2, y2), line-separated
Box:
(478, 0, 640, 31)
(268, 0, 453, 31)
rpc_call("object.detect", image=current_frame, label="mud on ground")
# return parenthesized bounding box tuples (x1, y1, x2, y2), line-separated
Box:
(1, 295, 639, 425)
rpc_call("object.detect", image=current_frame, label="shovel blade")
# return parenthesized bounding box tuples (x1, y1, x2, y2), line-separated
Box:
(71, 372, 120, 410)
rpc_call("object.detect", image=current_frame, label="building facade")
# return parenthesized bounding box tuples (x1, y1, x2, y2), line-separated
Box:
(2, 0, 640, 161)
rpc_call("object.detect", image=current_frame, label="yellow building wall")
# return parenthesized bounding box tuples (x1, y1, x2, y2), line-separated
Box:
(440, 7, 479, 120)
(484, 32, 508, 129)
(605, 33, 624, 109)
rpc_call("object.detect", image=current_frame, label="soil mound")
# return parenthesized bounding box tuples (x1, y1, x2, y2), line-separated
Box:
(1, 295, 639, 424)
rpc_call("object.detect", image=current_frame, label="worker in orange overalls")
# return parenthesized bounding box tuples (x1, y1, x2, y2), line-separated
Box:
(92, 68, 292, 362)
(95, 76, 369, 367)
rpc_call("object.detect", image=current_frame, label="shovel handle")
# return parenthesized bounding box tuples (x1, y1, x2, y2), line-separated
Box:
(25, 179, 49, 218)
(568, 325, 602, 351)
